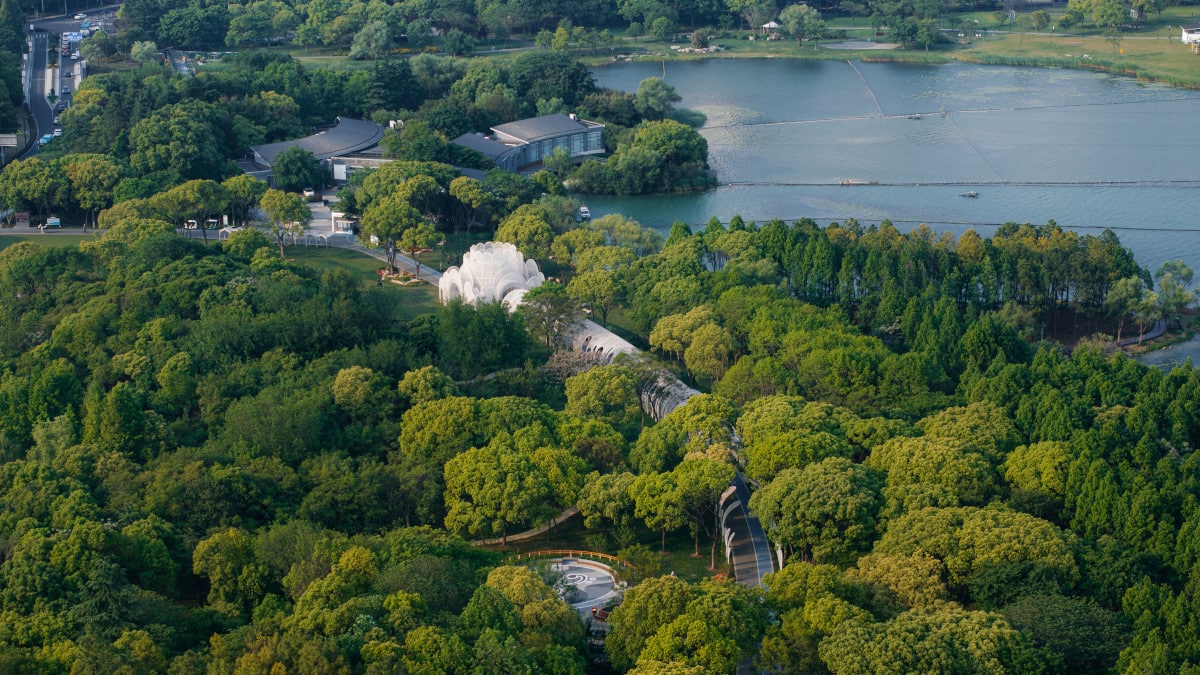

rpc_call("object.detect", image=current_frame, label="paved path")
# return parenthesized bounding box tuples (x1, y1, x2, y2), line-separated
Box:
(472, 507, 579, 546)
(325, 238, 443, 281)
(729, 473, 774, 587)
(1119, 318, 1167, 347)
(575, 322, 772, 587)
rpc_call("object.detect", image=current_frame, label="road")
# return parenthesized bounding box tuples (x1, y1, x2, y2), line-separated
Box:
(17, 8, 116, 159)
(730, 473, 774, 587)
(19, 30, 52, 159)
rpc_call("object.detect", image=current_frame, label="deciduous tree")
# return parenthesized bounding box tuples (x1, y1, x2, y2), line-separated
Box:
(749, 457, 883, 565)
(780, 4, 824, 45)
(361, 193, 421, 272)
(443, 439, 553, 544)
(259, 188, 311, 257)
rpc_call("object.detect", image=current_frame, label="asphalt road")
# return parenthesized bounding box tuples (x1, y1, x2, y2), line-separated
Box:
(731, 472, 774, 587)
(19, 31, 51, 160)
(18, 8, 114, 159)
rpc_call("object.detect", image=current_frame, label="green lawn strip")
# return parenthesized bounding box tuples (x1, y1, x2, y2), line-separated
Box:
(0, 234, 92, 251)
(493, 512, 728, 583)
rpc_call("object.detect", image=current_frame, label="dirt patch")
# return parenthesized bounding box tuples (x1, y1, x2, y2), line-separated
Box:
(824, 40, 901, 50)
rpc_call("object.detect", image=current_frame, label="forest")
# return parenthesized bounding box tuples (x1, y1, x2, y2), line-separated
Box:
(1, 169, 1199, 671)
(0, 3, 1197, 671)
(0, 0, 26, 135)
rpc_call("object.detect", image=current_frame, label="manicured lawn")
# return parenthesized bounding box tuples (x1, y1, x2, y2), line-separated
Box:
(288, 246, 441, 320)
(0, 233, 93, 251)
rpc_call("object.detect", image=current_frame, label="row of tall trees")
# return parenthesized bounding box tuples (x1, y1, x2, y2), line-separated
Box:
(0, 0, 23, 134)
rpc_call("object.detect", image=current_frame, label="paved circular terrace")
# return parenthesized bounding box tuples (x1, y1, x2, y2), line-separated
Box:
(547, 558, 622, 616)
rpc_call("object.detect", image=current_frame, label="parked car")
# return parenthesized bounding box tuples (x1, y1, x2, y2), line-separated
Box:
(61, 86, 69, 94)
(73, 13, 86, 20)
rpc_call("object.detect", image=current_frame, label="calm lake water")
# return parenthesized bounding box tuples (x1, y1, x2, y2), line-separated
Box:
(586, 59, 1200, 275)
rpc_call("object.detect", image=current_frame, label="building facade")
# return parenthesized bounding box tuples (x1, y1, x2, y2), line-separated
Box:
(452, 113, 605, 172)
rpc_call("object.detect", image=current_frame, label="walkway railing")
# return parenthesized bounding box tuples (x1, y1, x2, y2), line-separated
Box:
(510, 549, 635, 572)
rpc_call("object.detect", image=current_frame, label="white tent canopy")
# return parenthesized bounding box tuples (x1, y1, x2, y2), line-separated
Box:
(438, 241, 545, 311)
(761, 20, 780, 32)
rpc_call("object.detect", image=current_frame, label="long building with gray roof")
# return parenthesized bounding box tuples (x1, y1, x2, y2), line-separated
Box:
(452, 113, 604, 172)
(249, 117, 385, 169)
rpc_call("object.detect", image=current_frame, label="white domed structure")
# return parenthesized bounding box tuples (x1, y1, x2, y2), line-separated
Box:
(439, 242, 545, 311)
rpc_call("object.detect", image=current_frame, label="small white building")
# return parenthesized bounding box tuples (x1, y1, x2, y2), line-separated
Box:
(1182, 24, 1200, 44)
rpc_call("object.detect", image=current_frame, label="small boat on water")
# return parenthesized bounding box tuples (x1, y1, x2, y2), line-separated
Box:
(908, 114, 922, 120)
(578, 205, 591, 220)
(961, 191, 978, 198)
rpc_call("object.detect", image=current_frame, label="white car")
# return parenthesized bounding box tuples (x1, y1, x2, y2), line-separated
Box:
(73, 13, 85, 19)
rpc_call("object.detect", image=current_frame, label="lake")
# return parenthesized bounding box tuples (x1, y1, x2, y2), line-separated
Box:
(586, 59, 1200, 275)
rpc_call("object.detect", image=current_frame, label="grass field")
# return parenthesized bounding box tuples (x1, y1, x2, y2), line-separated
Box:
(0, 233, 92, 251)
(959, 31, 1200, 87)
(288, 246, 441, 320)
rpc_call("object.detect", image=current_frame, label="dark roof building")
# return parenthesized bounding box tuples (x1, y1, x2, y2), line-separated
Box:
(451, 132, 516, 162)
(250, 118, 386, 168)
(491, 114, 603, 145)
(452, 113, 605, 172)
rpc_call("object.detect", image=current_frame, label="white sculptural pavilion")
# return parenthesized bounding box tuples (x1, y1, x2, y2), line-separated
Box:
(439, 241, 545, 311)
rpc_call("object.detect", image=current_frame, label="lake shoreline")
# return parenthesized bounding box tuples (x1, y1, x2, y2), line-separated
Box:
(587, 59, 1200, 278)
(585, 33, 1200, 91)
